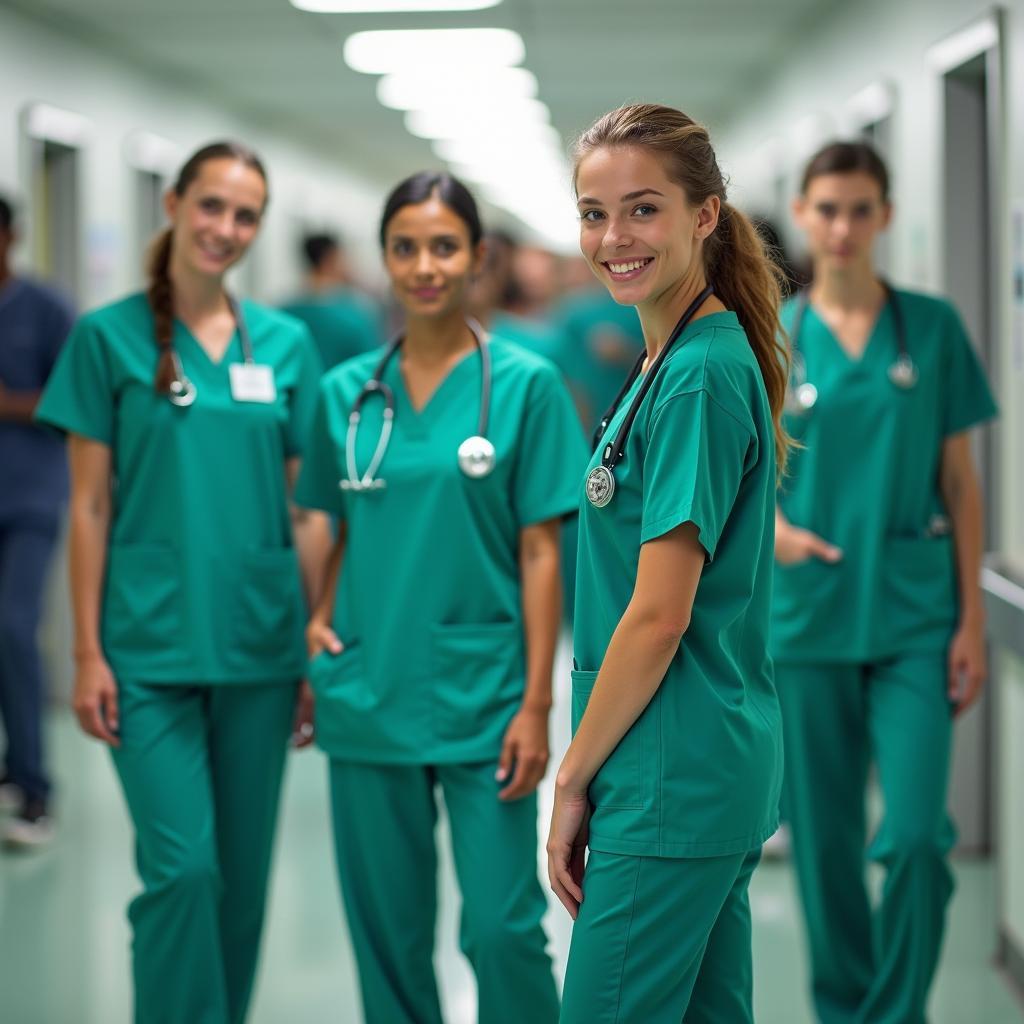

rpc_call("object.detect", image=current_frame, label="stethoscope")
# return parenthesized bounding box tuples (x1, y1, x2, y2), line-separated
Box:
(585, 284, 715, 509)
(340, 317, 495, 492)
(785, 281, 918, 415)
(167, 295, 254, 407)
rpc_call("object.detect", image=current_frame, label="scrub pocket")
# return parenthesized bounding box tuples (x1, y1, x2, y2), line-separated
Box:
(429, 622, 523, 741)
(233, 548, 304, 662)
(571, 670, 645, 810)
(883, 534, 957, 646)
(308, 642, 364, 701)
(103, 544, 183, 669)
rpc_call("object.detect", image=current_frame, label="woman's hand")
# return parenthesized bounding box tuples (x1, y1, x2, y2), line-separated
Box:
(291, 681, 316, 748)
(775, 521, 842, 566)
(547, 782, 591, 919)
(73, 653, 120, 747)
(948, 616, 987, 715)
(306, 617, 343, 659)
(496, 705, 550, 801)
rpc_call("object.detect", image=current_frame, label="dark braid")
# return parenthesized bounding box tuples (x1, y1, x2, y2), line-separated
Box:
(147, 229, 177, 392)
(145, 141, 268, 394)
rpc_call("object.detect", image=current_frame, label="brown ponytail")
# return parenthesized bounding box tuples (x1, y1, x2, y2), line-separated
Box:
(573, 104, 792, 475)
(707, 202, 789, 474)
(145, 140, 269, 394)
(146, 227, 177, 393)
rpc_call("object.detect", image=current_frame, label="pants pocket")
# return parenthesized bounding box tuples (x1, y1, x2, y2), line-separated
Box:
(233, 548, 304, 661)
(571, 669, 645, 810)
(103, 544, 183, 667)
(430, 622, 523, 741)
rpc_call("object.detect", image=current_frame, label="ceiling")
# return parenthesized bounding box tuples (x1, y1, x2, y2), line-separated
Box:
(6, 0, 846, 189)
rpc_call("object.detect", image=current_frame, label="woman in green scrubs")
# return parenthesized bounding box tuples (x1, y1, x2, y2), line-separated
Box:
(296, 172, 586, 1024)
(773, 141, 996, 1024)
(546, 104, 789, 1023)
(36, 142, 326, 1024)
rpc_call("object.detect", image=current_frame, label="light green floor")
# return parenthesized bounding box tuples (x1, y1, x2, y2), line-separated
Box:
(2, 682, 1023, 1023)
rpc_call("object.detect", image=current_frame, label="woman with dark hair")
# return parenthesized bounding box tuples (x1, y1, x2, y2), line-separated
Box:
(296, 171, 584, 1024)
(36, 142, 326, 1023)
(546, 103, 789, 1023)
(773, 140, 996, 1024)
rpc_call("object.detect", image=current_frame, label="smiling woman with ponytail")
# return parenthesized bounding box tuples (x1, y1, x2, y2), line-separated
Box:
(546, 103, 788, 1023)
(36, 140, 326, 1023)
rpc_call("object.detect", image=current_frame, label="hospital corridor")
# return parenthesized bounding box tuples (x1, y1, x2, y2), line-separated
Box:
(2, 0, 1024, 1022)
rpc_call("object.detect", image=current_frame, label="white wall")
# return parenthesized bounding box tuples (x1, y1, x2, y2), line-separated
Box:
(0, 5, 385, 308)
(713, 0, 1024, 972)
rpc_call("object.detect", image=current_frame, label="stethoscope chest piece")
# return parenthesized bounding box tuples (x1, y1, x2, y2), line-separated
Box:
(168, 375, 196, 408)
(457, 435, 496, 479)
(794, 381, 818, 412)
(888, 354, 919, 390)
(586, 465, 616, 508)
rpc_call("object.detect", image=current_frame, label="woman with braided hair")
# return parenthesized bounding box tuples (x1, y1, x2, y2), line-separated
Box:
(36, 141, 325, 1023)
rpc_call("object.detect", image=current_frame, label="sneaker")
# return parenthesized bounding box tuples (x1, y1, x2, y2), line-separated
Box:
(3, 797, 54, 850)
(0, 776, 21, 814)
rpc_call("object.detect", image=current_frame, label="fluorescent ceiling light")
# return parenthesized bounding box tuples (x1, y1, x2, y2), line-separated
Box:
(432, 135, 563, 166)
(24, 103, 91, 146)
(295, 0, 498, 9)
(377, 66, 537, 111)
(406, 99, 550, 139)
(344, 28, 524, 74)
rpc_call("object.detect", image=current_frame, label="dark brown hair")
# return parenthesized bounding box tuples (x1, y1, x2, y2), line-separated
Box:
(147, 141, 268, 393)
(800, 140, 889, 202)
(573, 103, 791, 474)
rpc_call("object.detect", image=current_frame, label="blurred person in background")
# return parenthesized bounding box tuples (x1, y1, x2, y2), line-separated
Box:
(36, 142, 326, 1024)
(0, 194, 75, 849)
(773, 140, 996, 1024)
(280, 231, 382, 370)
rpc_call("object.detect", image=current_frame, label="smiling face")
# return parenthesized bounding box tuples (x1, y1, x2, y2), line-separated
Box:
(382, 193, 483, 320)
(164, 157, 265, 280)
(792, 171, 891, 274)
(575, 145, 719, 310)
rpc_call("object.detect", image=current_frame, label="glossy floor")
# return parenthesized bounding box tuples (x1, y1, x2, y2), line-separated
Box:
(1, 693, 1022, 1023)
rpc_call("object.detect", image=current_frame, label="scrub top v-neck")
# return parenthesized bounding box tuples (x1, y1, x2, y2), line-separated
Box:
(772, 288, 997, 663)
(573, 311, 781, 859)
(36, 292, 323, 684)
(295, 336, 588, 765)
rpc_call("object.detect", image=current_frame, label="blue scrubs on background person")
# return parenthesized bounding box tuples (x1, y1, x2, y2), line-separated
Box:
(0, 194, 76, 847)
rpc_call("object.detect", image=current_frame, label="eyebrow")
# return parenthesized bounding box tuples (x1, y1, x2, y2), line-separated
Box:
(577, 188, 665, 206)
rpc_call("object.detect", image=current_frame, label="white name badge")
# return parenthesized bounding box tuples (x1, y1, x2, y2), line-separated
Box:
(229, 363, 277, 403)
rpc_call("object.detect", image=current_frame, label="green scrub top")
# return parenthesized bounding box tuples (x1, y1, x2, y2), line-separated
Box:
(491, 310, 562, 362)
(295, 336, 588, 765)
(772, 289, 998, 664)
(573, 311, 781, 858)
(36, 293, 322, 685)
(279, 288, 382, 370)
(551, 289, 645, 433)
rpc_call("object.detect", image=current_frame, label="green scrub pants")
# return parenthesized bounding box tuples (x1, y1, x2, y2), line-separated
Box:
(560, 847, 761, 1023)
(776, 654, 956, 1024)
(328, 759, 560, 1024)
(112, 680, 295, 1024)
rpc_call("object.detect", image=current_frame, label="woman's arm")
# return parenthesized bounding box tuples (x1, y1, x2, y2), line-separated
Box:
(940, 432, 987, 714)
(547, 521, 705, 916)
(67, 435, 120, 746)
(286, 456, 333, 608)
(774, 506, 842, 564)
(306, 527, 347, 657)
(497, 518, 562, 801)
